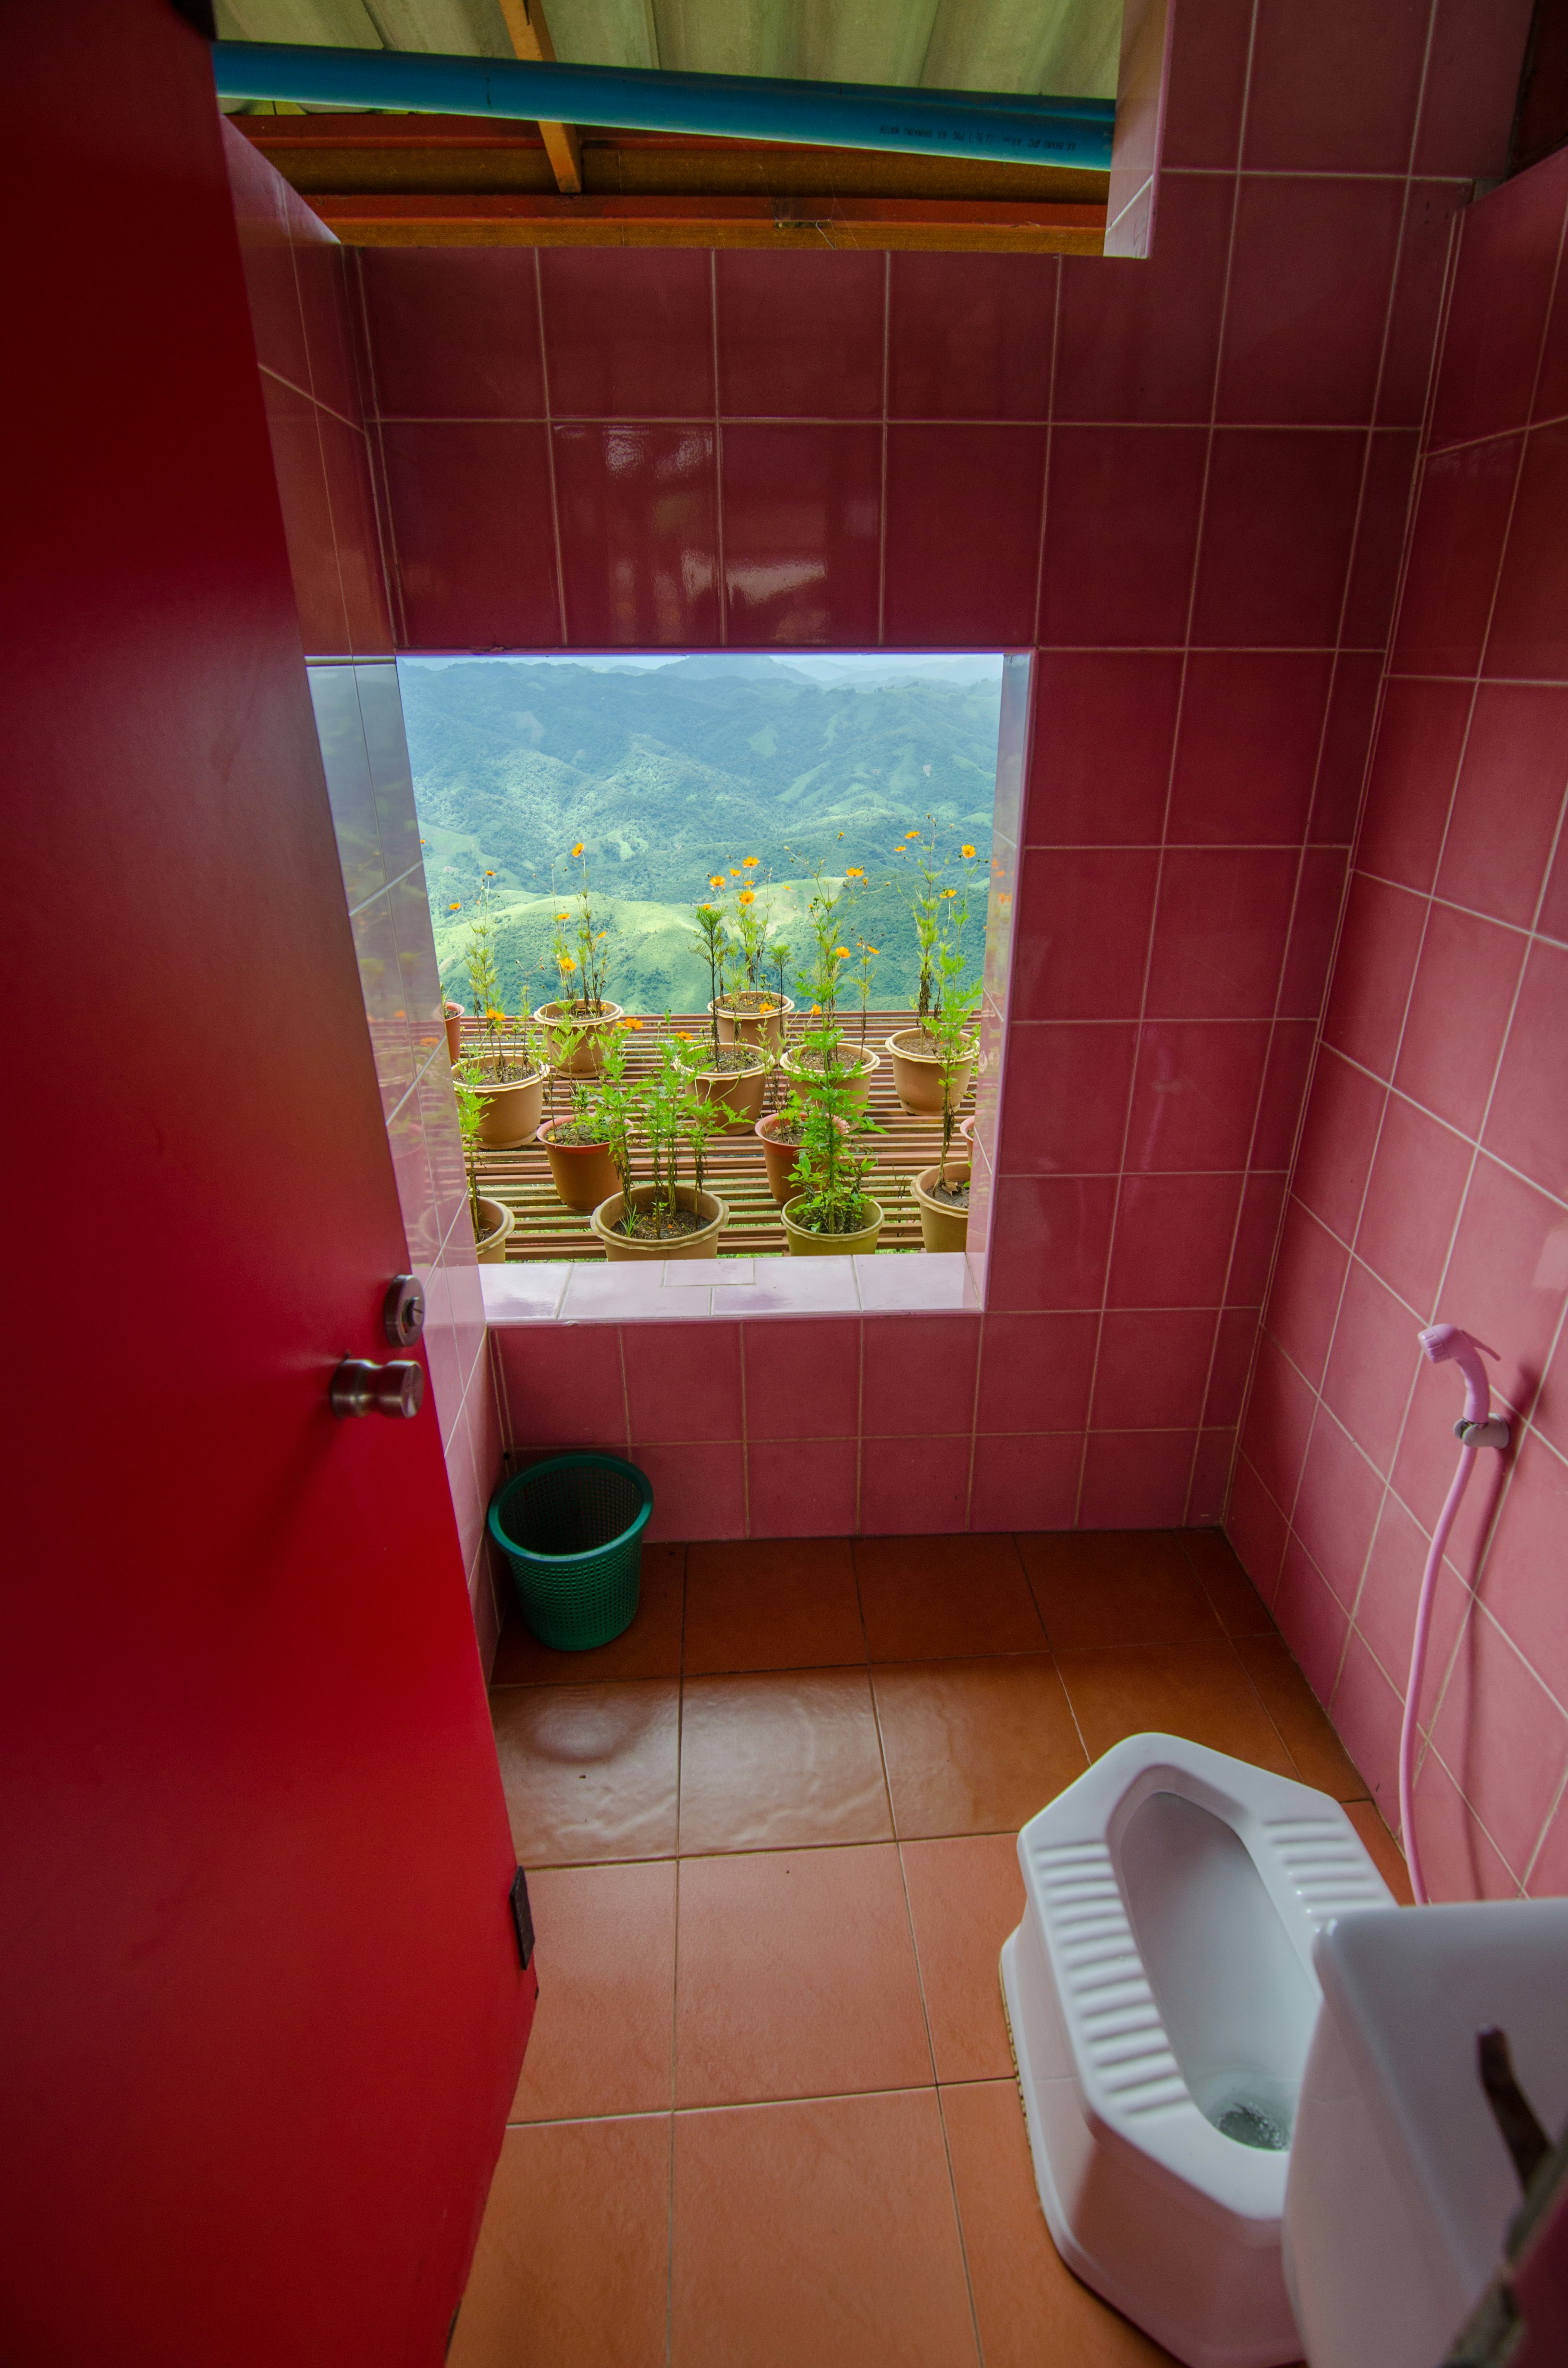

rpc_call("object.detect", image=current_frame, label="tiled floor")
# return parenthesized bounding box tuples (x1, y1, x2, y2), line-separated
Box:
(454, 1529, 1411, 2368)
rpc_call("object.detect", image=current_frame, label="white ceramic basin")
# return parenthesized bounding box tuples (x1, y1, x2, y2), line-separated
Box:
(1284, 1899, 1568, 2368)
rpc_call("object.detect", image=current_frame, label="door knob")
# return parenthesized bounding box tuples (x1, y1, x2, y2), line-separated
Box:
(331, 1358, 425, 1419)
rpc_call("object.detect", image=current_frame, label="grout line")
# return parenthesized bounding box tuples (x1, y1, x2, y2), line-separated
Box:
(533, 249, 569, 648)
(877, 250, 891, 648)
(710, 251, 727, 652)
(1081, 51, 1255, 1528)
(1190, 73, 1429, 1529)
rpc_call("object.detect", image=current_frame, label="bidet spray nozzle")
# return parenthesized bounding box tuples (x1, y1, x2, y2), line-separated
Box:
(1418, 1323, 1509, 1448)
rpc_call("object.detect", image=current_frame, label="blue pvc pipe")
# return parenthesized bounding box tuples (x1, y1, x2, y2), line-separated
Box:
(210, 42, 1115, 172)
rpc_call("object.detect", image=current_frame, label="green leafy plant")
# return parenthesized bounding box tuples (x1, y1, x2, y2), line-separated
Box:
(783, 869, 883, 1235)
(550, 840, 612, 1013)
(690, 895, 733, 1064)
(453, 1068, 487, 1239)
(894, 820, 980, 1026)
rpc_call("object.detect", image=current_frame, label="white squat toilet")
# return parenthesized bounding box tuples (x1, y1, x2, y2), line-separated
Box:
(1000, 1734, 1395, 2368)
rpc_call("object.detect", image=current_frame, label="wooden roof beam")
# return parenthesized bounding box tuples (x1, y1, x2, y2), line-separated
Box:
(495, 0, 583, 196)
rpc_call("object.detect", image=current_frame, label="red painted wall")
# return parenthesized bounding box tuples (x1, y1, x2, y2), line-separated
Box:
(1235, 141, 1568, 1899)
(321, 0, 1531, 1535)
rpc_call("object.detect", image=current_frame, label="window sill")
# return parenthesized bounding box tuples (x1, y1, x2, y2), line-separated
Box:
(480, 1251, 982, 1324)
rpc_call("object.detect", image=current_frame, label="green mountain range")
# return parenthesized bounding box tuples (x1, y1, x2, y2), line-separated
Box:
(403, 654, 1003, 1016)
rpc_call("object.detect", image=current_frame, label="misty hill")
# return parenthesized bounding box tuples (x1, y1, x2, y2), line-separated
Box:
(403, 654, 1003, 1014)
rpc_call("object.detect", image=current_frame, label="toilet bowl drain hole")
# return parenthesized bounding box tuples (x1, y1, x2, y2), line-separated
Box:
(1211, 2097, 1288, 2151)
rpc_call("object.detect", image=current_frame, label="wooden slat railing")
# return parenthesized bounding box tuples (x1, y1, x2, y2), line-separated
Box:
(459, 1009, 969, 1261)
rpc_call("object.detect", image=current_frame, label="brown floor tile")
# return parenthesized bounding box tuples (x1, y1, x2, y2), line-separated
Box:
(490, 1541, 685, 1686)
(901, 1834, 1026, 2084)
(1345, 1797, 1414, 1904)
(942, 2080, 1177, 2366)
(855, 1532, 1047, 1661)
(1233, 1633, 1368, 1802)
(673, 1844, 931, 2107)
(684, 1537, 864, 1673)
(672, 2090, 980, 2367)
(873, 1657, 1088, 1839)
(491, 1679, 680, 1866)
(509, 1861, 676, 2124)
(1054, 1639, 1297, 1776)
(678, 1668, 892, 1854)
(451, 2114, 671, 2368)
(1018, 1530, 1225, 1650)
(1178, 1529, 1276, 1637)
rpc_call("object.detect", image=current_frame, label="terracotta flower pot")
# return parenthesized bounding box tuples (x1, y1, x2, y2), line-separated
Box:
(912, 1161, 970, 1253)
(471, 1068, 546, 1149)
(755, 1110, 849, 1207)
(780, 1044, 881, 1112)
(780, 1192, 884, 1258)
(443, 1001, 465, 1065)
(534, 999, 625, 1076)
(588, 1182, 727, 1262)
(537, 1118, 620, 1213)
(712, 994, 794, 1055)
(474, 1195, 514, 1264)
(693, 1048, 768, 1130)
(958, 1115, 975, 1147)
(885, 1029, 977, 1117)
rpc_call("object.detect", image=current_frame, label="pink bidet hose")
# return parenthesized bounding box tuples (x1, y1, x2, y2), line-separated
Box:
(1398, 1324, 1509, 1905)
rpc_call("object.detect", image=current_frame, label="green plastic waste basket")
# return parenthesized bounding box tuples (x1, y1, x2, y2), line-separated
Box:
(488, 1453, 653, 1651)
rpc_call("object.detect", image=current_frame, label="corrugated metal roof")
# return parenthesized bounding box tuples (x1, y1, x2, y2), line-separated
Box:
(216, 0, 1123, 101)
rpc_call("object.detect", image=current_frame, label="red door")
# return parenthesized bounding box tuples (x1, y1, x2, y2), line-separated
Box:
(1, 9, 528, 2361)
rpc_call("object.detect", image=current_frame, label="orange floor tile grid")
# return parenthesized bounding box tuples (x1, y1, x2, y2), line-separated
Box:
(455, 1529, 1412, 2368)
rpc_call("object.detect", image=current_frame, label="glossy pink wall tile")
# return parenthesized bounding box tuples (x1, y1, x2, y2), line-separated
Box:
(1236, 140, 1568, 1898)
(235, 0, 1540, 1565)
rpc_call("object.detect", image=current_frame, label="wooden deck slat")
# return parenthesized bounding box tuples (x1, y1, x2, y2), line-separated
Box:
(460, 1010, 968, 1261)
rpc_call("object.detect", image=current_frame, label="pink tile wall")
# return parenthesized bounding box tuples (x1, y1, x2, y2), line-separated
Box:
(324, 2, 1527, 1538)
(224, 121, 392, 660)
(1235, 144, 1568, 1899)
(226, 122, 506, 1665)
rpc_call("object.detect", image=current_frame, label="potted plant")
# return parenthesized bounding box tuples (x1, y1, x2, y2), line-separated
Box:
(443, 1000, 465, 1066)
(588, 1034, 728, 1262)
(536, 1020, 629, 1212)
(534, 843, 623, 1073)
(708, 861, 795, 1052)
(755, 1095, 849, 1207)
(454, 1069, 514, 1262)
(778, 863, 880, 1107)
(886, 823, 981, 1115)
(688, 894, 767, 1129)
(910, 952, 983, 1252)
(777, 887, 885, 1257)
(457, 883, 548, 1147)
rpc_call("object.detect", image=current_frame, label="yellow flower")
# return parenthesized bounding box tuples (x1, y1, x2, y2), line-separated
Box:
(961, 844, 976, 859)
(810, 1005, 821, 1016)
(741, 856, 759, 869)
(709, 875, 725, 888)
(738, 889, 756, 907)
(625, 1017, 644, 1029)
(833, 947, 849, 959)
(845, 866, 864, 878)
(905, 829, 920, 840)
(572, 841, 585, 856)
(484, 869, 495, 877)
(448, 901, 461, 910)
(555, 910, 570, 921)
(560, 954, 577, 972)
(941, 887, 958, 898)
(676, 1029, 694, 1038)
